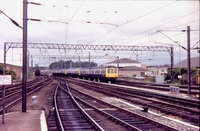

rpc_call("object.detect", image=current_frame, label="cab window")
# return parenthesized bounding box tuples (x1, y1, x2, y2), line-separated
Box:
(107, 69, 110, 73)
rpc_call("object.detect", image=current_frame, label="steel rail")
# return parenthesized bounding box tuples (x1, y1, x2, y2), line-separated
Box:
(0, 77, 52, 113)
(53, 83, 65, 131)
(60, 79, 105, 131)
(67, 82, 178, 131)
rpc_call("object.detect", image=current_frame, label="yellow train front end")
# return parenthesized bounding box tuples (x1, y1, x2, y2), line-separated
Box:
(105, 67, 118, 82)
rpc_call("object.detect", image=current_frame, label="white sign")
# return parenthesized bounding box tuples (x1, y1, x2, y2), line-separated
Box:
(178, 75, 182, 79)
(0, 75, 12, 85)
(169, 86, 179, 93)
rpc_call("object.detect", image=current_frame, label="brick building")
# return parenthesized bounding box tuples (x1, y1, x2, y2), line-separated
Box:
(0, 63, 22, 79)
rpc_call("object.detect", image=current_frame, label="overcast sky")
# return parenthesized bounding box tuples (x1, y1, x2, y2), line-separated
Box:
(0, 0, 199, 67)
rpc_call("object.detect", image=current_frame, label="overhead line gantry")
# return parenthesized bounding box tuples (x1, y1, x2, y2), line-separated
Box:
(4, 42, 171, 52)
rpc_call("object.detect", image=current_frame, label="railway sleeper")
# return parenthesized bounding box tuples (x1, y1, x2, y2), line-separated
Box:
(63, 122, 92, 126)
(64, 126, 95, 130)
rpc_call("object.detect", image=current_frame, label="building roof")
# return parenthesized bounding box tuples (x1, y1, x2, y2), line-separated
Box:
(0, 63, 21, 68)
(106, 58, 141, 64)
(174, 56, 200, 68)
(119, 66, 147, 71)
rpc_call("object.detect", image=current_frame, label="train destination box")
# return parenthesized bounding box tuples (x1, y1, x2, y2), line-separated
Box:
(0, 75, 12, 85)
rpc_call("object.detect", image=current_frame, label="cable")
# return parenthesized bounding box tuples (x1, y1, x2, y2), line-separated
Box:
(145, 32, 185, 45)
(87, 1, 178, 44)
(0, 9, 22, 29)
(111, 10, 199, 45)
(76, 1, 131, 44)
(68, 0, 85, 25)
(28, 18, 68, 24)
(191, 40, 200, 49)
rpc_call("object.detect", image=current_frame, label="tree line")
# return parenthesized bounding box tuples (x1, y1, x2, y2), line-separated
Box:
(165, 67, 200, 84)
(0, 64, 16, 80)
(48, 60, 98, 70)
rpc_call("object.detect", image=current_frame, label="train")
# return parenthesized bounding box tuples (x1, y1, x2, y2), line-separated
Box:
(35, 69, 40, 76)
(52, 66, 118, 82)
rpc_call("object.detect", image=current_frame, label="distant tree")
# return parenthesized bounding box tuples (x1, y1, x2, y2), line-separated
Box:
(6, 70, 16, 80)
(48, 60, 97, 69)
(0, 64, 17, 80)
(49, 60, 72, 69)
(165, 67, 199, 83)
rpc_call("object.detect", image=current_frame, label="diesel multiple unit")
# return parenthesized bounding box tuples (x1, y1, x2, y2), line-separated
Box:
(52, 66, 118, 82)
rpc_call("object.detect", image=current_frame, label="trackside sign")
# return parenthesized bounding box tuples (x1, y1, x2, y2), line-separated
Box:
(0, 75, 12, 85)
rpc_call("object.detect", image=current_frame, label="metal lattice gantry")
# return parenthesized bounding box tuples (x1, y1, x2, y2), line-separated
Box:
(4, 42, 171, 52)
(3, 42, 174, 83)
(32, 54, 117, 59)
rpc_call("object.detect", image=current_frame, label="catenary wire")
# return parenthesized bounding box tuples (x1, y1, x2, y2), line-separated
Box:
(87, 1, 178, 44)
(111, 10, 199, 45)
(76, 1, 132, 44)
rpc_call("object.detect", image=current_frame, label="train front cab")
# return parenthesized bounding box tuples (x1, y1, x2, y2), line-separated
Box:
(106, 67, 118, 82)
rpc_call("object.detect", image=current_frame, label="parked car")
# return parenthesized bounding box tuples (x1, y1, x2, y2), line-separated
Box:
(135, 76, 145, 80)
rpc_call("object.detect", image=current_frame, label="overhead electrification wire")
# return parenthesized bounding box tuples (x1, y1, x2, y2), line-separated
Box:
(76, 1, 132, 44)
(0, 12, 22, 43)
(87, 0, 178, 44)
(68, 0, 85, 25)
(0, 35, 11, 42)
(113, 10, 199, 45)
(0, 9, 22, 29)
(28, 18, 68, 24)
(140, 32, 186, 46)
(65, 0, 84, 44)
(191, 40, 200, 49)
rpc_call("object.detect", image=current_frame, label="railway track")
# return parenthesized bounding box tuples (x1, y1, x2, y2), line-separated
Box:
(48, 78, 178, 131)
(116, 79, 199, 95)
(67, 78, 200, 127)
(47, 79, 104, 131)
(0, 76, 52, 114)
(69, 79, 179, 131)
(0, 77, 43, 98)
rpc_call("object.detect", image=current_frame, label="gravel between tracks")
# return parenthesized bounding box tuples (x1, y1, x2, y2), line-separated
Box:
(70, 82, 199, 131)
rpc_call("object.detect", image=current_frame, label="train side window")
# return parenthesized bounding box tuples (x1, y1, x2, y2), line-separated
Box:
(107, 69, 110, 73)
(115, 69, 117, 73)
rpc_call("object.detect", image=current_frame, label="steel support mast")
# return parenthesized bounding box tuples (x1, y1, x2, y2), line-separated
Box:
(22, 0, 28, 112)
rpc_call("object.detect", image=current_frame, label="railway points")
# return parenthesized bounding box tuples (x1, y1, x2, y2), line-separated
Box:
(1, 76, 199, 131)
(67, 77, 199, 130)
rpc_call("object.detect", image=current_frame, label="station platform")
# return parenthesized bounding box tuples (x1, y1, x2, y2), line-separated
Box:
(0, 110, 47, 131)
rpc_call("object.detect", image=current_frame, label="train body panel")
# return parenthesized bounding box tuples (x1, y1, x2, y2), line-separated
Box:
(52, 69, 66, 76)
(52, 66, 118, 82)
(35, 69, 40, 76)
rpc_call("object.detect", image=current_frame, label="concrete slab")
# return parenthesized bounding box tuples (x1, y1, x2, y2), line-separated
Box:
(0, 110, 47, 131)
